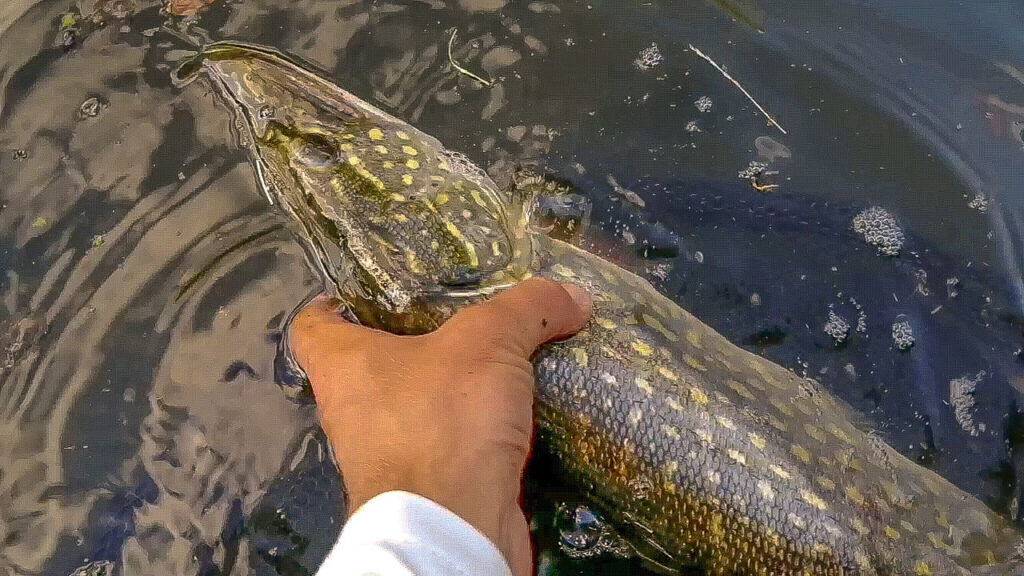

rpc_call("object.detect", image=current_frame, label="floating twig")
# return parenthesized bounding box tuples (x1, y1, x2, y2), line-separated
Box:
(448, 29, 493, 87)
(688, 43, 787, 135)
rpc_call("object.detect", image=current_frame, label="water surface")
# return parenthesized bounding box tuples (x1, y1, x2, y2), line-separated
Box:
(1, 0, 1022, 574)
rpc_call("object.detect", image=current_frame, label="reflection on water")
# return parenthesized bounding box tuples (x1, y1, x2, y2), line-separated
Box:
(0, 0, 1022, 574)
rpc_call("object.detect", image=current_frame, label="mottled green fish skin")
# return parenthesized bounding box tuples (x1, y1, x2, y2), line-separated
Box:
(180, 43, 1024, 575)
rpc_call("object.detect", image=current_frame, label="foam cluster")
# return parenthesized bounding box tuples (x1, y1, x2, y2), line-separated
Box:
(852, 207, 904, 256)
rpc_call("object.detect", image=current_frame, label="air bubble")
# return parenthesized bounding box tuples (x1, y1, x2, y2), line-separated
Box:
(738, 161, 768, 179)
(950, 371, 986, 436)
(824, 309, 850, 344)
(79, 97, 105, 118)
(853, 206, 904, 256)
(634, 43, 664, 70)
(946, 277, 960, 299)
(555, 504, 632, 560)
(694, 95, 713, 112)
(891, 315, 914, 350)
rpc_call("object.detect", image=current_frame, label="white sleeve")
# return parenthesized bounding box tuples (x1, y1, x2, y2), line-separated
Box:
(316, 490, 514, 576)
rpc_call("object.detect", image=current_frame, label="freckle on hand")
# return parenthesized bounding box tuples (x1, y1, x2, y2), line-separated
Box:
(542, 318, 548, 327)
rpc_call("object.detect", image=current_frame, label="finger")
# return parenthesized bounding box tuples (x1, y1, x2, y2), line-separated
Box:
(444, 277, 592, 359)
(287, 294, 365, 367)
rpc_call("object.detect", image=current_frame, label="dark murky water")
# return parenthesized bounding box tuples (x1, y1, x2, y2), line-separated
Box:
(1, 1, 1022, 574)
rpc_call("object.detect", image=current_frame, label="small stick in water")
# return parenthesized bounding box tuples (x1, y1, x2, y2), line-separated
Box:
(448, 29, 494, 87)
(688, 43, 787, 135)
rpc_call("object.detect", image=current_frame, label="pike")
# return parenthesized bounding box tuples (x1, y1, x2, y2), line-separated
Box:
(176, 43, 1024, 575)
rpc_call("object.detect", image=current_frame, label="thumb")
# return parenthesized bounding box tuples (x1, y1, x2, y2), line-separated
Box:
(288, 294, 371, 369)
(442, 278, 592, 359)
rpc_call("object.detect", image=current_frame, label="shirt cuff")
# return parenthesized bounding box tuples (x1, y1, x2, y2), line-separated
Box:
(317, 490, 513, 576)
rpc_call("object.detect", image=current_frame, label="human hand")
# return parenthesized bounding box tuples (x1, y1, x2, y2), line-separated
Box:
(289, 278, 592, 576)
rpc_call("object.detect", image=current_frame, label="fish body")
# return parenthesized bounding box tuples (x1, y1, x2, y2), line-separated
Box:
(177, 43, 1024, 575)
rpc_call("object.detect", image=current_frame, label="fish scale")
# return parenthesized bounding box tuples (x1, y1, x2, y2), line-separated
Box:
(177, 41, 1024, 575)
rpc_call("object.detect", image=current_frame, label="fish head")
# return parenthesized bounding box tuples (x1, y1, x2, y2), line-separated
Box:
(177, 43, 534, 326)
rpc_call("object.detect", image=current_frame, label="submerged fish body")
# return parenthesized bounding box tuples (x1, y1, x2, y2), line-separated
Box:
(179, 43, 1024, 575)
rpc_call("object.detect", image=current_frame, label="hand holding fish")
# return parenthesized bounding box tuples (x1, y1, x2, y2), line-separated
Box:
(289, 279, 592, 576)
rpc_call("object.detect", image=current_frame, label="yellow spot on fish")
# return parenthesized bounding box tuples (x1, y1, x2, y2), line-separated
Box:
(374, 145, 388, 154)
(402, 174, 414, 186)
(642, 314, 680, 342)
(666, 397, 684, 412)
(491, 241, 501, 257)
(635, 376, 654, 395)
(757, 480, 776, 501)
(900, 520, 917, 534)
(816, 476, 836, 491)
(769, 398, 795, 417)
(748, 433, 766, 450)
(935, 508, 949, 528)
(791, 444, 811, 463)
(690, 387, 708, 406)
(851, 517, 870, 536)
(445, 221, 463, 240)
(353, 166, 385, 190)
(434, 192, 449, 205)
(406, 159, 420, 170)
(401, 145, 418, 156)
(464, 242, 478, 267)
(767, 415, 788, 432)
(845, 485, 865, 506)
(684, 355, 707, 371)
(800, 489, 828, 510)
(927, 532, 948, 551)
(883, 526, 900, 540)
(914, 561, 932, 576)
(662, 424, 680, 439)
(658, 367, 678, 381)
(368, 128, 384, 140)
(551, 263, 575, 278)
(406, 251, 424, 274)
(393, 213, 408, 223)
(597, 318, 616, 330)
(391, 193, 406, 202)
(831, 426, 853, 443)
(570, 348, 588, 366)
(664, 461, 679, 475)
(685, 330, 703, 349)
(470, 189, 488, 208)
(770, 464, 792, 480)
(727, 449, 746, 466)
(716, 416, 736, 430)
(726, 379, 755, 401)
(632, 341, 653, 356)
(348, 155, 361, 165)
(805, 424, 827, 444)
(382, 161, 394, 169)
(396, 131, 410, 140)
(340, 142, 355, 151)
